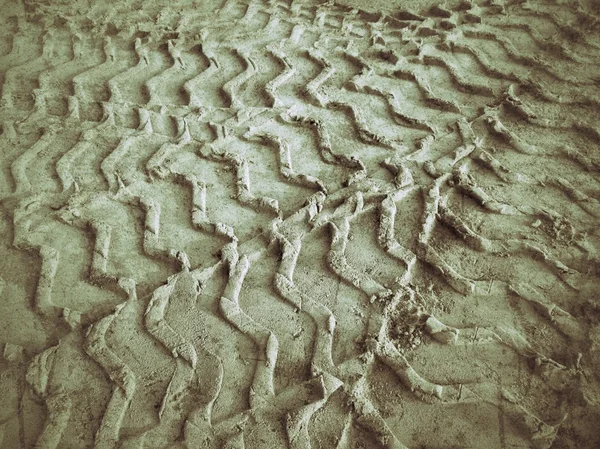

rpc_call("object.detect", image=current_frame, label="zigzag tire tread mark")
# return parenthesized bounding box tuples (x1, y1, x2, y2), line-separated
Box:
(1, 0, 599, 448)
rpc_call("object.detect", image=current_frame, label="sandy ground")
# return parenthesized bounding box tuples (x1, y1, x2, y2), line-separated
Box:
(1, 0, 600, 448)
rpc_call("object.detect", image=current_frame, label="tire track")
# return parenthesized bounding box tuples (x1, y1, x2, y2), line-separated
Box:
(2, 1, 599, 448)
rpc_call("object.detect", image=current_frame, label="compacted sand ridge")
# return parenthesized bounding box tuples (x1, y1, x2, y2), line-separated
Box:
(1, 0, 600, 448)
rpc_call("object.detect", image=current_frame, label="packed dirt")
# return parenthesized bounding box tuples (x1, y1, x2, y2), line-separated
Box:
(1, 0, 600, 448)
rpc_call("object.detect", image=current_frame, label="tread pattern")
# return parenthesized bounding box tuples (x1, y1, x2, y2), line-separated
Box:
(1, 0, 600, 448)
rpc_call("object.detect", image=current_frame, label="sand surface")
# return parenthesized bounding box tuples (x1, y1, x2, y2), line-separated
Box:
(1, 0, 600, 448)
